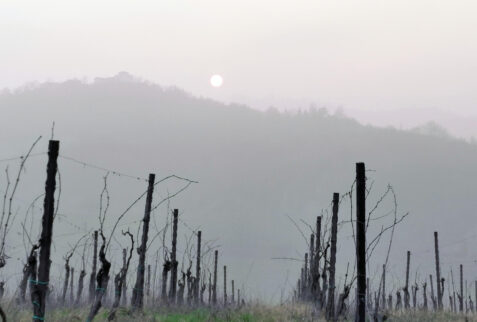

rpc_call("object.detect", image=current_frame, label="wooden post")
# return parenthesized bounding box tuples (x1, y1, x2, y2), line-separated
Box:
(321, 247, 328, 307)
(459, 264, 464, 312)
(213, 250, 218, 305)
(434, 231, 442, 309)
(195, 231, 202, 304)
(327, 192, 339, 320)
(356, 162, 366, 322)
(89, 230, 98, 303)
(309, 233, 314, 297)
(298, 278, 302, 300)
(474, 281, 477, 312)
(382, 264, 386, 310)
(76, 269, 86, 305)
(132, 173, 155, 309)
(147, 264, 151, 303)
(70, 267, 75, 304)
(412, 283, 417, 309)
(367, 278, 371, 309)
(224, 265, 227, 306)
(169, 209, 179, 302)
(314, 216, 322, 304)
(404, 251, 411, 309)
(303, 253, 308, 298)
(61, 261, 71, 305)
(208, 274, 212, 305)
(30, 140, 59, 321)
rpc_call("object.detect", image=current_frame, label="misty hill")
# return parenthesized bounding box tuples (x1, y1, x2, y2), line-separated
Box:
(1, 73, 477, 300)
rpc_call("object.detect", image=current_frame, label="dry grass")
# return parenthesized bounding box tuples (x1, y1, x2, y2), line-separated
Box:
(4, 304, 477, 321)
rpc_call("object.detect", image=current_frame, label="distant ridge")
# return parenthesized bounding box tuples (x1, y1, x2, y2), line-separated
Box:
(1, 73, 477, 298)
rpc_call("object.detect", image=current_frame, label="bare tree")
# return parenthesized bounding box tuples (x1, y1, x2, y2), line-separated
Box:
(86, 231, 111, 321)
(75, 242, 88, 305)
(108, 230, 134, 321)
(0, 136, 42, 265)
(17, 245, 39, 304)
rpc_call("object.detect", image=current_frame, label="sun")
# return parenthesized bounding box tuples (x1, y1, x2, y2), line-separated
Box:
(210, 74, 223, 88)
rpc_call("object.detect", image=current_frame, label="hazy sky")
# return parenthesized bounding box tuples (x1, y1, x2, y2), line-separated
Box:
(2, 0, 477, 113)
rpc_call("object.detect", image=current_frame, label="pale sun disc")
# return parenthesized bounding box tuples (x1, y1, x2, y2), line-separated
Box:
(210, 74, 223, 88)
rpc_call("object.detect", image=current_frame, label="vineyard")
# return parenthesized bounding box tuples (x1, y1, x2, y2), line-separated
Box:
(0, 137, 475, 322)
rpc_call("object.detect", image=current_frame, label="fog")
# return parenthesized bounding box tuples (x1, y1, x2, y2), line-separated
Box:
(1, 0, 477, 305)
(2, 1, 477, 136)
(1, 75, 477, 301)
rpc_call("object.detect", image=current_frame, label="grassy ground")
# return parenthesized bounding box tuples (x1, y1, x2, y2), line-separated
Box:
(4, 305, 477, 321)
(6, 305, 314, 322)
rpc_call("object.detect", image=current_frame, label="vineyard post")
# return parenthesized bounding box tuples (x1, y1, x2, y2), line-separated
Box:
(76, 268, 86, 305)
(213, 250, 218, 305)
(366, 278, 370, 309)
(147, 264, 151, 304)
(356, 162, 366, 322)
(161, 260, 170, 301)
(297, 279, 301, 300)
(89, 230, 98, 303)
(326, 192, 339, 320)
(459, 264, 464, 312)
(70, 267, 75, 304)
(412, 282, 417, 309)
(30, 140, 59, 322)
(303, 253, 308, 298)
(195, 230, 202, 304)
(382, 264, 386, 310)
(169, 209, 179, 303)
(321, 247, 328, 307)
(314, 216, 322, 304)
(404, 251, 410, 309)
(434, 231, 442, 309)
(224, 265, 227, 306)
(132, 173, 155, 309)
(208, 274, 212, 305)
(61, 259, 71, 304)
(309, 233, 314, 297)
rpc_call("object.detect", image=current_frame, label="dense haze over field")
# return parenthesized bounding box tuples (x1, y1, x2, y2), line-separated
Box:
(1, 75, 477, 301)
(2, 1, 477, 308)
